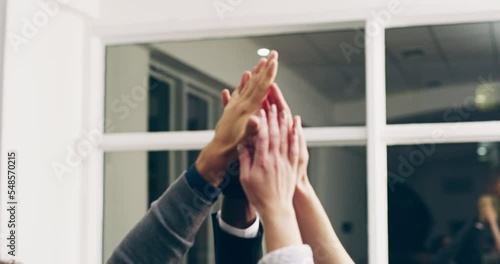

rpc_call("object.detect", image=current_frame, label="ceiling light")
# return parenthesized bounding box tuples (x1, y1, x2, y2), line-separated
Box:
(477, 146, 488, 156)
(475, 94, 486, 104)
(257, 48, 270, 57)
(475, 82, 499, 111)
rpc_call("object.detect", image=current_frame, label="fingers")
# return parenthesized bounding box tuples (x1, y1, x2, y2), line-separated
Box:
(261, 98, 271, 112)
(255, 109, 269, 159)
(238, 144, 252, 180)
(221, 89, 231, 107)
(247, 51, 279, 105)
(267, 49, 278, 62)
(279, 110, 289, 156)
(268, 104, 280, 153)
(251, 58, 267, 76)
(269, 83, 290, 114)
(296, 116, 308, 164)
(222, 71, 251, 108)
(245, 115, 261, 137)
(289, 116, 300, 167)
(265, 50, 279, 77)
(237, 71, 251, 93)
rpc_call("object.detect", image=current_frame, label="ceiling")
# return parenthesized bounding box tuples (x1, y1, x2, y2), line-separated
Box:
(248, 21, 500, 102)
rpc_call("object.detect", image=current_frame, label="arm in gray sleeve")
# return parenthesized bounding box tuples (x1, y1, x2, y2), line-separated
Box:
(107, 172, 213, 264)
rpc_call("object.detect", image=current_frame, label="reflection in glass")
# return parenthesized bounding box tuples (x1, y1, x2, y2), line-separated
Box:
(388, 142, 500, 263)
(386, 22, 500, 124)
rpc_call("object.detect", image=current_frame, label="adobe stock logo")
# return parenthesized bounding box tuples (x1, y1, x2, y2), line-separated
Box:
(340, 0, 404, 63)
(51, 128, 103, 182)
(388, 144, 436, 192)
(213, 0, 243, 20)
(8, 0, 69, 54)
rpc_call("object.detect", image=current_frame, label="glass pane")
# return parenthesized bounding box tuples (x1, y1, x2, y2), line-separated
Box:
(187, 93, 209, 131)
(386, 22, 500, 124)
(308, 146, 368, 263)
(104, 28, 367, 133)
(388, 142, 500, 263)
(103, 146, 367, 263)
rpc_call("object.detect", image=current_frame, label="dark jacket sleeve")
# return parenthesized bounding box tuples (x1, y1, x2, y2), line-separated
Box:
(107, 172, 214, 264)
(212, 213, 264, 264)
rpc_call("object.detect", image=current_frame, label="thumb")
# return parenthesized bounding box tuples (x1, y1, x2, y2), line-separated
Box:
(221, 89, 231, 107)
(245, 115, 261, 138)
(238, 144, 251, 182)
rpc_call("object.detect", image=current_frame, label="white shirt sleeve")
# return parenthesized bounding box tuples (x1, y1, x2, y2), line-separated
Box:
(217, 210, 260, 238)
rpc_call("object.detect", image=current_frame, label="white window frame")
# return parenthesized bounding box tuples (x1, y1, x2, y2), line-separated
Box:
(85, 11, 500, 264)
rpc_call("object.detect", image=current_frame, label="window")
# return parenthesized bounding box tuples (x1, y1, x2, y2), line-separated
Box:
(88, 12, 500, 264)
(101, 29, 368, 263)
(388, 142, 500, 263)
(386, 22, 500, 124)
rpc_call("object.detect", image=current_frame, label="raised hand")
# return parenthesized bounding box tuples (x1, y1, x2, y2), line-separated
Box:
(239, 105, 298, 211)
(214, 51, 279, 152)
(196, 51, 278, 186)
(293, 116, 311, 195)
(238, 104, 302, 252)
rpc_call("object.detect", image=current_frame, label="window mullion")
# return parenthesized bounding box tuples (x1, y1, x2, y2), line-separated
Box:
(366, 19, 389, 264)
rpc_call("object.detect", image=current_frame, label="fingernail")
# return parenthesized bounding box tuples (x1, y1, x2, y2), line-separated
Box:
(260, 109, 266, 117)
(271, 104, 277, 115)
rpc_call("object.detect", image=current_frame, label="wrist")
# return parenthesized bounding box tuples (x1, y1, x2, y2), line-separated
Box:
(221, 196, 258, 229)
(260, 205, 303, 252)
(294, 176, 314, 203)
(260, 203, 296, 223)
(195, 140, 234, 186)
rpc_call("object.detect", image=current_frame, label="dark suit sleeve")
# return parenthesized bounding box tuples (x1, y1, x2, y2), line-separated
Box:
(211, 213, 264, 264)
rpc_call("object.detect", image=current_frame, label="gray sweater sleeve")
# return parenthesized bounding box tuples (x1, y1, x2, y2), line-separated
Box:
(107, 173, 213, 264)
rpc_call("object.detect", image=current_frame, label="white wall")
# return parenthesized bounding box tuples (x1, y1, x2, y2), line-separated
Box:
(309, 147, 368, 263)
(98, 0, 499, 27)
(0, 0, 87, 263)
(0, 0, 6, 176)
(99, 0, 382, 26)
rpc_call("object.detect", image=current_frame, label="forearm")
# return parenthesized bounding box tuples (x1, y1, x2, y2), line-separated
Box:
(195, 140, 235, 186)
(260, 205, 303, 253)
(221, 196, 257, 228)
(293, 180, 354, 264)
